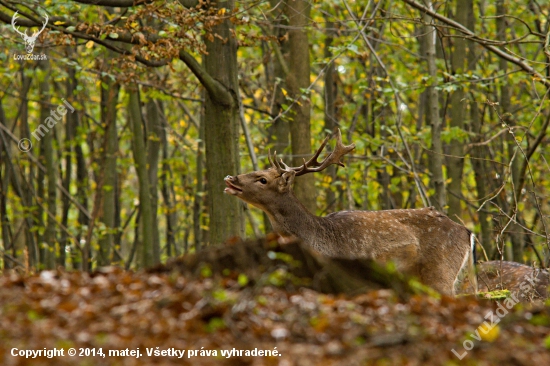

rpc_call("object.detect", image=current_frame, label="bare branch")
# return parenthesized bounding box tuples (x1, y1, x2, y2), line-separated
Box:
(71, 0, 151, 6)
(402, 0, 550, 88)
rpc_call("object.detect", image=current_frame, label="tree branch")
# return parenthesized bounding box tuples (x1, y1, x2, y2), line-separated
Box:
(0, 6, 167, 67)
(0, 3, 231, 104)
(71, 0, 150, 6)
(178, 50, 233, 105)
(402, 0, 550, 88)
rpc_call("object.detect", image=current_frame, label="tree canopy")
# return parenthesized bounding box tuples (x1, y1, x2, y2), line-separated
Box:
(0, 0, 549, 270)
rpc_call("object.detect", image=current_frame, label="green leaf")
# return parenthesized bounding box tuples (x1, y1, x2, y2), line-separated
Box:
(237, 273, 248, 287)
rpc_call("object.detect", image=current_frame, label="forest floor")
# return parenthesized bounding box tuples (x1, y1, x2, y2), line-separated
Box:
(1, 237, 549, 366)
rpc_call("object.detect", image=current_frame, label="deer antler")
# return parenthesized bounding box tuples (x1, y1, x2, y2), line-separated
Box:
(11, 12, 48, 39)
(31, 13, 48, 38)
(11, 12, 28, 38)
(269, 129, 355, 177)
(268, 150, 287, 175)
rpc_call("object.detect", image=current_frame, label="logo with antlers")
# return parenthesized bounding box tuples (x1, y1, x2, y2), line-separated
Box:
(11, 11, 48, 54)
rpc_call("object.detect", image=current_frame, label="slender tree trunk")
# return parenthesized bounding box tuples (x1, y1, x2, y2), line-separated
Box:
(59, 135, 72, 268)
(159, 102, 177, 256)
(424, 2, 446, 211)
(0, 102, 12, 269)
(97, 77, 120, 266)
(267, 0, 290, 155)
(467, 0, 493, 256)
(128, 87, 158, 267)
(36, 142, 45, 267)
(58, 66, 79, 267)
(203, 0, 244, 244)
(194, 98, 205, 251)
(263, 0, 290, 233)
(323, 18, 337, 212)
(286, 0, 316, 213)
(447, 1, 468, 221)
(145, 99, 161, 258)
(17, 70, 38, 268)
(74, 101, 88, 270)
(39, 58, 57, 269)
(495, 0, 524, 261)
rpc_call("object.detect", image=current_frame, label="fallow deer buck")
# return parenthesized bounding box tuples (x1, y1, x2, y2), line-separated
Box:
(224, 129, 477, 295)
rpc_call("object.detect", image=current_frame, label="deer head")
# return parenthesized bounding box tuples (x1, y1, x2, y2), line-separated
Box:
(224, 129, 355, 212)
(12, 11, 49, 54)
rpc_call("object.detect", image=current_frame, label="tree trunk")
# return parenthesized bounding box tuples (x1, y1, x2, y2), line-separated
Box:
(16, 70, 39, 268)
(158, 101, 178, 256)
(323, 18, 337, 212)
(203, 0, 244, 244)
(97, 77, 120, 266)
(0, 101, 12, 269)
(145, 99, 161, 259)
(74, 99, 89, 270)
(447, 1, 468, 221)
(193, 101, 205, 251)
(128, 87, 158, 267)
(424, 2, 446, 211)
(264, 0, 290, 233)
(286, 0, 316, 213)
(467, 0, 493, 256)
(495, 0, 524, 261)
(39, 58, 57, 269)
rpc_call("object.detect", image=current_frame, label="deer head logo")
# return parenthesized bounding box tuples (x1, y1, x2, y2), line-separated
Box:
(11, 11, 48, 54)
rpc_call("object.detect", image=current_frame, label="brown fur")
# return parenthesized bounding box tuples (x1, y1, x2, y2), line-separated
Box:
(461, 260, 549, 300)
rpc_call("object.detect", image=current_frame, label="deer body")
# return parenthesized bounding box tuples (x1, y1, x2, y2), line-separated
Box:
(224, 130, 476, 295)
(460, 260, 549, 300)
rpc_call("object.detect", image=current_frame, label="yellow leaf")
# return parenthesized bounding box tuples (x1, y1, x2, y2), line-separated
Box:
(85, 40, 94, 48)
(281, 88, 288, 96)
(218, 8, 226, 15)
(478, 324, 500, 342)
(54, 21, 65, 25)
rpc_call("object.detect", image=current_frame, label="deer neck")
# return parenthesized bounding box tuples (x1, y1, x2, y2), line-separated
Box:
(264, 191, 322, 241)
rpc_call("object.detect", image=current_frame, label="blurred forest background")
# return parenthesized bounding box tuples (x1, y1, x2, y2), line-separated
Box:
(0, 0, 549, 271)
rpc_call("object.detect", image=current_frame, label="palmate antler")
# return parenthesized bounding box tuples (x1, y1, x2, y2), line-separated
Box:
(268, 128, 355, 176)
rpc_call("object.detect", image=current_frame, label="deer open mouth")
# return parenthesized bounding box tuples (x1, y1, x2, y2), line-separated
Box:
(224, 179, 242, 195)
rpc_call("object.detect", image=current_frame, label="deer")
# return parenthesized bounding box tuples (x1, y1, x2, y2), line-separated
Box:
(224, 129, 477, 296)
(12, 11, 48, 54)
(460, 260, 549, 300)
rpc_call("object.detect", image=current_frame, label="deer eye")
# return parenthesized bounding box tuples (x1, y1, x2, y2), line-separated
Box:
(259, 178, 267, 184)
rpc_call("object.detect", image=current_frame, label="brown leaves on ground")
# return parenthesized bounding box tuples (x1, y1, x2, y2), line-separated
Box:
(1, 239, 549, 365)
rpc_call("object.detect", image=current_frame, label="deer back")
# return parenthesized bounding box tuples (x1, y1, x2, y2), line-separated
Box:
(461, 260, 549, 300)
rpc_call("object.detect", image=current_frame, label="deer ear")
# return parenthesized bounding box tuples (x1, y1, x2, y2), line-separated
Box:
(279, 171, 295, 192)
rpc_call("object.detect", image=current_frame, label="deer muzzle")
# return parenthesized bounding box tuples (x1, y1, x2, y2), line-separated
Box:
(224, 175, 242, 195)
